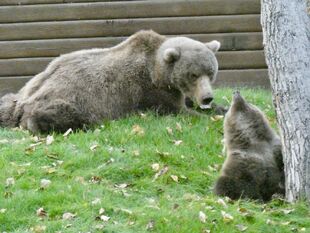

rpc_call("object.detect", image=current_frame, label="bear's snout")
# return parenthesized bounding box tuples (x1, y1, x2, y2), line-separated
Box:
(193, 76, 214, 109)
(201, 96, 214, 106)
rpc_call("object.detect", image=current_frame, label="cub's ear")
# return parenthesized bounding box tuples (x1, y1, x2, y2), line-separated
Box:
(163, 48, 180, 63)
(205, 40, 221, 53)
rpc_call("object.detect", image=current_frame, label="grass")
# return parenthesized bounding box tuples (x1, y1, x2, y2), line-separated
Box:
(0, 88, 309, 233)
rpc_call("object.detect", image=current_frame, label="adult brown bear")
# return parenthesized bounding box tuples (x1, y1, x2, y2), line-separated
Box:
(214, 91, 285, 201)
(0, 30, 220, 133)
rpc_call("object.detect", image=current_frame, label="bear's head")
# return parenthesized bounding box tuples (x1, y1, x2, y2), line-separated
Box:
(154, 37, 220, 109)
(224, 91, 276, 149)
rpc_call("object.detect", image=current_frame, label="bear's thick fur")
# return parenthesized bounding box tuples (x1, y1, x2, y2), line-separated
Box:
(0, 30, 220, 133)
(214, 91, 285, 201)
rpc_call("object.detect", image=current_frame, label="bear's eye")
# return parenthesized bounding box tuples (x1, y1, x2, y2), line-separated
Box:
(190, 74, 198, 80)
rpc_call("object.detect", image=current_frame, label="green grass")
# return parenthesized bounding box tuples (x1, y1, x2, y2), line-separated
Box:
(0, 88, 309, 233)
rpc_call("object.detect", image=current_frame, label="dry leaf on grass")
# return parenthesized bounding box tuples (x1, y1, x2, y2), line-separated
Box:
(114, 183, 129, 189)
(91, 198, 101, 205)
(0, 208, 7, 214)
(40, 179, 51, 189)
(46, 135, 54, 145)
(155, 149, 170, 157)
(94, 224, 105, 230)
(63, 128, 73, 137)
(282, 209, 295, 215)
(36, 207, 47, 217)
(153, 166, 169, 181)
(170, 175, 179, 183)
(236, 224, 248, 232)
(151, 163, 160, 172)
(266, 219, 276, 225)
(173, 140, 183, 146)
(133, 150, 140, 156)
(166, 127, 173, 135)
(5, 177, 15, 187)
(99, 215, 110, 222)
(30, 225, 46, 233)
(176, 122, 182, 132)
(146, 220, 155, 231)
(199, 211, 207, 223)
(90, 144, 99, 151)
(62, 212, 76, 220)
(99, 208, 105, 215)
(210, 115, 224, 122)
(217, 198, 228, 208)
(131, 125, 145, 136)
(89, 176, 102, 184)
(221, 211, 234, 223)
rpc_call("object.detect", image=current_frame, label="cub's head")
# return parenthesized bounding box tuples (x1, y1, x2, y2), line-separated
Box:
(224, 91, 276, 149)
(155, 37, 220, 109)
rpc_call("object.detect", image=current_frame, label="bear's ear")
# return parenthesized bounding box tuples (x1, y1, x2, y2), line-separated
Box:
(205, 40, 221, 53)
(163, 48, 180, 63)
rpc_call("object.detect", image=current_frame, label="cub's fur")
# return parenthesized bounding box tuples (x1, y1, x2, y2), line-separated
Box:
(214, 92, 285, 201)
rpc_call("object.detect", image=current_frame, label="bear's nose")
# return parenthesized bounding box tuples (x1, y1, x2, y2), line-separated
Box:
(202, 97, 213, 105)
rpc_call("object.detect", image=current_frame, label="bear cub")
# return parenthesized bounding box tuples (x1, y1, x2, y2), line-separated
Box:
(214, 91, 285, 201)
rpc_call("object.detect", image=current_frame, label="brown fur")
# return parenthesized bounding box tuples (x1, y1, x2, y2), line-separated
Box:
(214, 91, 285, 201)
(0, 30, 220, 133)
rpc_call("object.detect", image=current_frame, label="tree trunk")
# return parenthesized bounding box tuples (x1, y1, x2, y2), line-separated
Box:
(261, 0, 310, 202)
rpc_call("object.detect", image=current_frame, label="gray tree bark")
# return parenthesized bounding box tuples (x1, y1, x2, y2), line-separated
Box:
(261, 0, 310, 202)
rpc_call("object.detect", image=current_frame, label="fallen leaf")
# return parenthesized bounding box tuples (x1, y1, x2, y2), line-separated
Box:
(0, 208, 7, 214)
(46, 135, 54, 145)
(282, 209, 295, 215)
(114, 183, 129, 189)
(217, 198, 228, 208)
(99, 208, 105, 215)
(133, 150, 140, 156)
(93, 128, 101, 135)
(63, 128, 73, 137)
(89, 176, 101, 184)
(151, 163, 160, 172)
(153, 166, 169, 181)
(5, 177, 15, 187)
(119, 208, 133, 215)
(300, 228, 306, 232)
(131, 125, 145, 136)
(100, 215, 110, 222)
(94, 224, 105, 230)
(166, 127, 173, 135)
(45, 167, 57, 174)
(221, 211, 234, 223)
(36, 207, 47, 217)
(173, 140, 183, 146)
(40, 179, 51, 189)
(140, 113, 147, 118)
(266, 219, 275, 225)
(0, 139, 9, 144)
(90, 144, 99, 151)
(146, 220, 155, 231)
(210, 115, 224, 122)
(199, 211, 207, 223)
(62, 212, 76, 220)
(176, 122, 182, 132)
(236, 224, 248, 232)
(31, 225, 46, 233)
(95, 224, 104, 230)
(170, 175, 179, 183)
(281, 221, 291, 226)
(128, 221, 135, 226)
(155, 149, 170, 157)
(91, 198, 101, 205)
